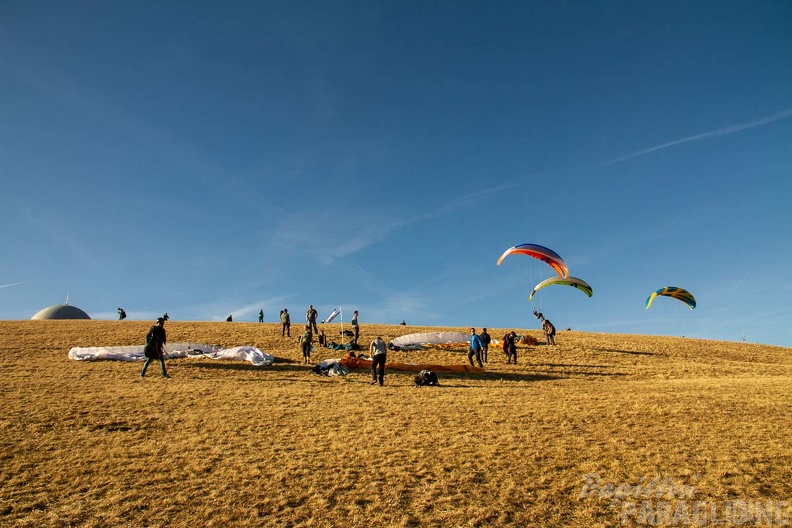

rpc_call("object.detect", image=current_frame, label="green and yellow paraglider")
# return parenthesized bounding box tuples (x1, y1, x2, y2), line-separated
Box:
(529, 276, 593, 301)
(645, 287, 696, 310)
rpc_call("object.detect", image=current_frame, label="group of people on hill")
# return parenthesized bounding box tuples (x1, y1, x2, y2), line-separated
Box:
(466, 316, 557, 367)
(137, 304, 559, 381)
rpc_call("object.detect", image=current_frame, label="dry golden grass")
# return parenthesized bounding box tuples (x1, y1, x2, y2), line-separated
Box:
(1, 320, 791, 527)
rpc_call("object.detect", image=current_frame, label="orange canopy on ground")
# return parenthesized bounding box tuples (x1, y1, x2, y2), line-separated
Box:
(340, 353, 485, 374)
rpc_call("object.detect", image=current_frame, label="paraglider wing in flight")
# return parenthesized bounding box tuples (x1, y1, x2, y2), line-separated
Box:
(529, 276, 593, 301)
(645, 287, 696, 310)
(496, 243, 569, 278)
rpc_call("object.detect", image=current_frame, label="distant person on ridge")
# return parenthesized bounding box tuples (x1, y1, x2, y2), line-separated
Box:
(226, 315, 233, 322)
(479, 327, 491, 363)
(281, 309, 291, 337)
(162, 312, 170, 321)
(140, 317, 170, 378)
(543, 319, 556, 345)
(468, 328, 484, 368)
(351, 310, 359, 345)
(299, 325, 313, 364)
(370, 336, 387, 386)
(306, 305, 318, 333)
(258, 309, 264, 323)
(117, 308, 126, 321)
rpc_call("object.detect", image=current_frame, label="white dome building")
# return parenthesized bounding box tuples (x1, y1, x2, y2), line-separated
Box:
(31, 304, 91, 320)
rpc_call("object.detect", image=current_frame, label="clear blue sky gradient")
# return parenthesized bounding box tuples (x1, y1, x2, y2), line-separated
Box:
(2, 1, 790, 346)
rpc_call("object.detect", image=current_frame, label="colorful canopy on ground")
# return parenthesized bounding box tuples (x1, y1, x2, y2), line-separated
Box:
(340, 353, 485, 373)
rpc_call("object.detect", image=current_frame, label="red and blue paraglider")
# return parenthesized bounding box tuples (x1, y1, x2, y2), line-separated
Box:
(496, 243, 569, 278)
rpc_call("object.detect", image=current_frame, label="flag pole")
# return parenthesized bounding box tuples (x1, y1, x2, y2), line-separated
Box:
(340, 308, 344, 346)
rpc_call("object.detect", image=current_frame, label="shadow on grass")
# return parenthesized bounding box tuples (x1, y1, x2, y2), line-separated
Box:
(435, 372, 565, 387)
(529, 368, 628, 378)
(177, 360, 310, 374)
(591, 347, 659, 356)
(174, 361, 626, 383)
(536, 362, 617, 369)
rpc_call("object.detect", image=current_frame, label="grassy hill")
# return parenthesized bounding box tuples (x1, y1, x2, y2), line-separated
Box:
(2, 320, 791, 527)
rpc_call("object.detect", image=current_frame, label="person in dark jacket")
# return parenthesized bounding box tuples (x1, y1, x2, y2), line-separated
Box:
(258, 309, 264, 323)
(140, 317, 170, 378)
(479, 328, 491, 363)
(504, 331, 518, 364)
(351, 310, 359, 345)
(117, 308, 126, 320)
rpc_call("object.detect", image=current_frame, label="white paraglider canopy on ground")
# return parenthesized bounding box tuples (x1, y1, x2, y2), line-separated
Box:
(68, 342, 275, 366)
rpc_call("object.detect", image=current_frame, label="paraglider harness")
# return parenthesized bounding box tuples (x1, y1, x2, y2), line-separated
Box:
(414, 370, 439, 387)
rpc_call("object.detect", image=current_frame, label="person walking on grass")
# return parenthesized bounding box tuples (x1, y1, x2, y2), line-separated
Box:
(468, 328, 484, 368)
(370, 336, 387, 386)
(281, 309, 291, 337)
(299, 325, 313, 364)
(480, 327, 491, 363)
(140, 317, 170, 378)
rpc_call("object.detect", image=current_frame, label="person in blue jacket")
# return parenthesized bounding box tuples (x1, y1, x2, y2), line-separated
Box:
(468, 328, 484, 368)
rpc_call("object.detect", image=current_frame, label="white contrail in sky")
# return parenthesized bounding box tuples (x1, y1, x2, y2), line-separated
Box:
(603, 108, 792, 166)
(0, 279, 36, 289)
(731, 264, 757, 293)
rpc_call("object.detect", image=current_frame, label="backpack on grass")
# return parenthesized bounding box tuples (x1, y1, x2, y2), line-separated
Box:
(414, 370, 439, 387)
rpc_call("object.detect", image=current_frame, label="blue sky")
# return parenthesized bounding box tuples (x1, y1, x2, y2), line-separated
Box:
(1, 1, 790, 346)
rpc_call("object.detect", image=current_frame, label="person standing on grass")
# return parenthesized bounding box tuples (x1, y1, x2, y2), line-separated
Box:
(504, 331, 518, 364)
(351, 310, 359, 345)
(258, 309, 264, 323)
(468, 328, 484, 368)
(299, 325, 313, 364)
(479, 327, 491, 363)
(117, 307, 126, 320)
(140, 317, 170, 378)
(281, 309, 291, 337)
(543, 319, 556, 345)
(306, 305, 318, 334)
(370, 336, 387, 386)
